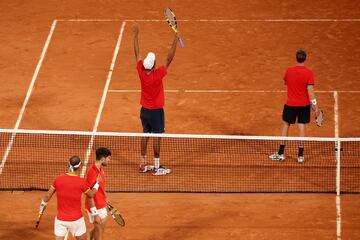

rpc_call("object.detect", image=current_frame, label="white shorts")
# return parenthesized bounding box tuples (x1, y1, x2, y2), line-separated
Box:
(54, 216, 86, 237)
(86, 207, 108, 223)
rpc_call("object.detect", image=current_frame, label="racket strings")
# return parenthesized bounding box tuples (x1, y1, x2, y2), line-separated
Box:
(108, 204, 125, 226)
(165, 9, 177, 28)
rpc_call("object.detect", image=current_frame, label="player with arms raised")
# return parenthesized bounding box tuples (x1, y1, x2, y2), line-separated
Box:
(132, 23, 179, 175)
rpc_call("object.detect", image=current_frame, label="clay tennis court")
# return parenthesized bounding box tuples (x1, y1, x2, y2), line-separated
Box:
(1, 0, 360, 239)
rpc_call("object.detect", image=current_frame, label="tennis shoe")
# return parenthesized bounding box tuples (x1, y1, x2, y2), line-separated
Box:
(152, 166, 171, 176)
(139, 164, 155, 173)
(269, 153, 285, 161)
(297, 156, 305, 164)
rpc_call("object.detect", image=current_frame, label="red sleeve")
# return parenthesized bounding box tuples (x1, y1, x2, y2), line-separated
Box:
(137, 60, 143, 75)
(283, 68, 288, 84)
(81, 179, 91, 193)
(51, 178, 57, 189)
(157, 66, 167, 80)
(85, 169, 97, 188)
(51, 176, 59, 189)
(307, 71, 314, 85)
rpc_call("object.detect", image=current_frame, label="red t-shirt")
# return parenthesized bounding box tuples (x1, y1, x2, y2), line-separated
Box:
(52, 173, 90, 221)
(85, 164, 106, 210)
(284, 65, 315, 106)
(137, 60, 167, 109)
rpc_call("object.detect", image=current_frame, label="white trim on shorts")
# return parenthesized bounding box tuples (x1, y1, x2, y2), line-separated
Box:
(86, 207, 108, 223)
(54, 216, 86, 237)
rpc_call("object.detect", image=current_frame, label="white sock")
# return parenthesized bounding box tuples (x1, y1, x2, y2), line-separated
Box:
(154, 158, 160, 169)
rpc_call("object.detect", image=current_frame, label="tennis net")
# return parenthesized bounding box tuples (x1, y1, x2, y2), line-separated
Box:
(0, 129, 359, 193)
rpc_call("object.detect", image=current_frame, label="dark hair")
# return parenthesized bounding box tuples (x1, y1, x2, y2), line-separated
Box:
(69, 155, 81, 171)
(96, 147, 112, 160)
(296, 49, 307, 63)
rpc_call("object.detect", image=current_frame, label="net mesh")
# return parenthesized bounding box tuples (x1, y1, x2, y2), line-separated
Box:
(0, 129, 359, 193)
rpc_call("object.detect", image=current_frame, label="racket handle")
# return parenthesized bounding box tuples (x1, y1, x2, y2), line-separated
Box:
(178, 36, 184, 48)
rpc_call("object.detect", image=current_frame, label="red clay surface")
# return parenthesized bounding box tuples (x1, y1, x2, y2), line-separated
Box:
(0, 0, 360, 239)
(2, 192, 360, 240)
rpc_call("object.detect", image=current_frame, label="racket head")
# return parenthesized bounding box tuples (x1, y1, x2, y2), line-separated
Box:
(164, 7, 177, 30)
(316, 110, 324, 127)
(107, 203, 125, 227)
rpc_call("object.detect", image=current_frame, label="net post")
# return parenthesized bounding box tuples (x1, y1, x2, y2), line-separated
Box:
(336, 139, 341, 195)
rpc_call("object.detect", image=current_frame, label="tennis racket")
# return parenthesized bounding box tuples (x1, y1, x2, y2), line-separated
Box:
(35, 211, 45, 229)
(315, 110, 324, 127)
(107, 202, 125, 227)
(164, 7, 185, 48)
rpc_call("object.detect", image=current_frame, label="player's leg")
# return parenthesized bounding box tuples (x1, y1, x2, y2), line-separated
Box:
(94, 208, 107, 240)
(94, 221, 106, 240)
(297, 123, 305, 163)
(140, 107, 151, 172)
(151, 108, 170, 175)
(86, 209, 96, 240)
(140, 137, 150, 170)
(298, 123, 306, 137)
(153, 137, 161, 165)
(54, 217, 68, 240)
(152, 109, 163, 171)
(151, 108, 164, 159)
(66, 217, 87, 240)
(89, 227, 96, 240)
(75, 235, 87, 240)
(270, 104, 295, 161)
(278, 120, 290, 153)
(297, 105, 311, 163)
(86, 208, 107, 240)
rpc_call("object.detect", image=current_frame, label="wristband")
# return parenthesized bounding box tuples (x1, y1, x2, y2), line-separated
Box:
(93, 182, 99, 191)
(311, 99, 317, 105)
(90, 207, 98, 216)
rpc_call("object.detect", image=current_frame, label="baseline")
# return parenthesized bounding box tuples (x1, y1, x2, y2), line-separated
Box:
(57, 19, 360, 22)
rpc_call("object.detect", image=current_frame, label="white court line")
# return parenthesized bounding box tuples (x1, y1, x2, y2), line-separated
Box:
(336, 139, 342, 240)
(334, 91, 339, 138)
(57, 19, 360, 22)
(108, 89, 360, 93)
(336, 195, 342, 240)
(108, 89, 179, 93)
(0, 20, 58, 174)
(80, 21, 126, 177)
(334, 91, 341, 240)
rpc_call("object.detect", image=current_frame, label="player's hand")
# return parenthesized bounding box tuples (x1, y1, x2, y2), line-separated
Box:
(315, 110, 320, 118)
(132, 23, 139, 36)
(94, 215, 102, 224)
(39, 200, 47, 214)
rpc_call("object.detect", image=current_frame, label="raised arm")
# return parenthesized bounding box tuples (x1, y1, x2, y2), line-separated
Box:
(165, 33, 179, 69)
(307, 85, 319, 114)
(132, 24, 141, 62)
